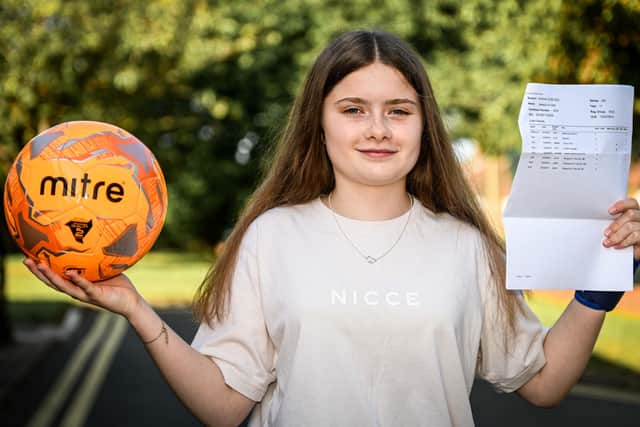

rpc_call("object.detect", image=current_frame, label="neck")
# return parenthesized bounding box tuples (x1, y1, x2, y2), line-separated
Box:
(326, 182, 412, 221)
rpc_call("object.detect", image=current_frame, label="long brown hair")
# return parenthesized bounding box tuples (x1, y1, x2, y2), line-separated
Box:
(194, 29, 524, 340)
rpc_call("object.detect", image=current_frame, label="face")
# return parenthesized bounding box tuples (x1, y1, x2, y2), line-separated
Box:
(321, 62, 423, 191)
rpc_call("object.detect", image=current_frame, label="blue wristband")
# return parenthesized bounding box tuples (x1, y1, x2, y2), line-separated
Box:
(574, 290, 624, 312)
(573, 258, 638, 312)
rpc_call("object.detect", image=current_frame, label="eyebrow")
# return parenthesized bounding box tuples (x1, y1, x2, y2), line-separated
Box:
(335, 97, 418, 106)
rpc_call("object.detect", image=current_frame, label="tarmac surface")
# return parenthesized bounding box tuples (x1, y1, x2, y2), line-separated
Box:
(1, 307, 639, 427)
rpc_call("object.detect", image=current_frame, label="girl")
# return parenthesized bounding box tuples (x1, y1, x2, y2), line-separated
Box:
(25, 29, 639, 427)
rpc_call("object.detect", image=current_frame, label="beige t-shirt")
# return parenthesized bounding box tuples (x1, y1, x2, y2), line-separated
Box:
(191, 198, 548, 426)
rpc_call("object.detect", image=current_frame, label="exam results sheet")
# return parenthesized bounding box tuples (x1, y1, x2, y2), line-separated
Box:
(503, 83, 634, 291)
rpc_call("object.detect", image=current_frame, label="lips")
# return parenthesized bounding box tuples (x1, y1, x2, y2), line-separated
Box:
(358, 149, 396, 153)
(357, 148, 398, 158)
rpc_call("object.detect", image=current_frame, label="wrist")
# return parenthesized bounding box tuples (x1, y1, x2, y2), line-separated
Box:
(127, 303, 168, 345)
(125, 295, 154, 328)
(574, 290, 624, 312)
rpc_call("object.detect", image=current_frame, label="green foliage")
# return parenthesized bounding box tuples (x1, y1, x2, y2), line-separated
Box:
(433, 0, 564, 154)
(0, 0, 638, 247)
(543, 0, 640, 149)
(436, 0, 640, 154)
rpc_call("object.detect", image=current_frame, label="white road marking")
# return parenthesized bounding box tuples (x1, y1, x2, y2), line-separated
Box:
(571, 383, 640, 406)
(26, 311, 111, 427)
(59, 315, 128, 427)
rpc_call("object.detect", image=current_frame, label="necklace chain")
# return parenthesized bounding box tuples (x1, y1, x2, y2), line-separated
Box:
(327, 192, 414, 264)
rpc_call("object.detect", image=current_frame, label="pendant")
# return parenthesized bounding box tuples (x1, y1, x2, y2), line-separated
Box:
(365, 256, 377, 264)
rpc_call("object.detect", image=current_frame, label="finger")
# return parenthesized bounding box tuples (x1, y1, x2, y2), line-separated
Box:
(23, 258, 56, 289)
(65, 270, 102, 301)
(613, 230, 640, 249)
(49, 271, 94, 302)
(609, 198, 640, 215)
(35, 263, 85, 298)
(604, 221, 640, 247)
(604, 208, 640, 238)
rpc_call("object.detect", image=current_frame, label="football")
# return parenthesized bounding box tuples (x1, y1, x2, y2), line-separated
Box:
(3, 121, 167, 281)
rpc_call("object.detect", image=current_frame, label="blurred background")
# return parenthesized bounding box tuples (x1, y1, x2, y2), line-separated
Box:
(0, 0, 639, 425)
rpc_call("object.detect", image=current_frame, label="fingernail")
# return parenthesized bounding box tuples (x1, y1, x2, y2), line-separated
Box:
(604, 229, 611, 237)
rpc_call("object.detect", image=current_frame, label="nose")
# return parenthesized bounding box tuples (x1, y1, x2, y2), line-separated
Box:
(364, 113, 391, 141)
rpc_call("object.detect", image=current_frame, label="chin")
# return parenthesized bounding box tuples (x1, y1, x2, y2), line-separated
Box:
(355, 176, 405, 188)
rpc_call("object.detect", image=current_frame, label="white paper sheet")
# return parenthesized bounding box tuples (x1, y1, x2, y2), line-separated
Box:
(503, 83, 634, 290)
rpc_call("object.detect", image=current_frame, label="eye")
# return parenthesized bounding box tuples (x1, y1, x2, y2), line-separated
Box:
(389, 109, 411, 116)
(343, 106, 364, 115)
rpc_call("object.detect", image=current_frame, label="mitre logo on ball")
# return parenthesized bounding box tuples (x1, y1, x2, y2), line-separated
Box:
(39, 172, 125, 202)
(3, 121, 168, 281)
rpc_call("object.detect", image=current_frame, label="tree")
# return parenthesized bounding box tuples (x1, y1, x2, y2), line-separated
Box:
(1, 0, 636, 246)
(432, 0, 639, 156)
(543, 0, 640, 152)
(0, 0, 473, 247)
(427, 0, 564, 154)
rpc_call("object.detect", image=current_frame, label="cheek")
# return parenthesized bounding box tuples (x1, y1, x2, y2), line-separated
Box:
(404, 146, 421, 173)
(324, 140, 347, 168)
(324, 126, 356, 160)
(403, 129, 423, 170)
(407, 127, 423, 155)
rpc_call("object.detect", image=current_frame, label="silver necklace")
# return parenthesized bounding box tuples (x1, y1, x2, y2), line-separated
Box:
(327, 192, 414, 264)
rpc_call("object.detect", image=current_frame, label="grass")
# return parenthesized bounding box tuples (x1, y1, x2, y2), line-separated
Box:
(526, 294, 640, 392)
(526, 296, 640, 373)
(6, 250, 213, 307)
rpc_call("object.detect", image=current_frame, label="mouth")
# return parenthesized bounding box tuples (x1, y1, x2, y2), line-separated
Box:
(356, 148, 398, 158)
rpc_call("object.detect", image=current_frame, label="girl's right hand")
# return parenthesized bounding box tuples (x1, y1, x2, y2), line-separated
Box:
(23, 258, 142, 319)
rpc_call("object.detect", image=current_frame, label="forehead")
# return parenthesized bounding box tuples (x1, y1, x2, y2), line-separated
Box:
(326, 62, 417, 101)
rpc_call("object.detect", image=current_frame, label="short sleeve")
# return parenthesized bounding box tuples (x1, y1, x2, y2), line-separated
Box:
(191, 221, 276, 402)
(474, 234, 549, 393)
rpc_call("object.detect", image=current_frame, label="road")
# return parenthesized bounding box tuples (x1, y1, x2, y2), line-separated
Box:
(2, 308, 639, 426)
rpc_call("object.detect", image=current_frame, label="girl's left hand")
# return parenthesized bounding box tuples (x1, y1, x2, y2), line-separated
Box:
(603, 198, 640, 259)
